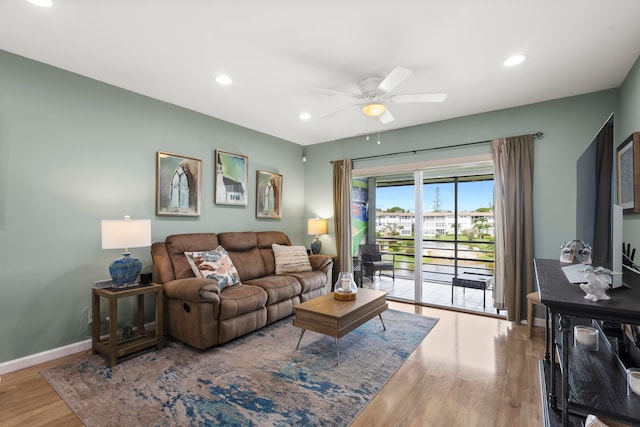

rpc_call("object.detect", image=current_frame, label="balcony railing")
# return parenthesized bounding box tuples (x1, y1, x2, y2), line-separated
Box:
(372, 236, 495, 284)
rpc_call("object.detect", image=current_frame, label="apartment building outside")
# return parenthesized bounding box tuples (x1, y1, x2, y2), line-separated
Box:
(375, 211, 495, 238)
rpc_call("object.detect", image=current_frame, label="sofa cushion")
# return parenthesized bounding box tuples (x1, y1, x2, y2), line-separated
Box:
(272, 244, 312, 274)
(184, 246, 241, 290)
(165, 233, 219, 280)
(219, 284, 268, 321)
(288, 270, 329, 294)
(218, 232, 268, 280)
(256, 231, 292, 275)
(245, 275, 302, 305)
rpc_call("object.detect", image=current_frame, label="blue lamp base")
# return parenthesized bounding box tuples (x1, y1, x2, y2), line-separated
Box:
(109, 252, 142, 288)
(311, 237, 322, 255)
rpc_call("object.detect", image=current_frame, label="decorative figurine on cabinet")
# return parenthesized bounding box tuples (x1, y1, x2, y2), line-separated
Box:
(579, 267, 611, 301)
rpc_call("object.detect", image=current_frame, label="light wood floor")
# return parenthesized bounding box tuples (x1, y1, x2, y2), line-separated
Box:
(0, 302, 545, 427)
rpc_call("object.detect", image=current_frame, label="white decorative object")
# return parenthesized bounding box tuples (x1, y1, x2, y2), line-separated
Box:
(574, 326, 599, 351)
(628, 368, 640, 396)
(579, 267, 611, 301)
(585, 414, 613, 427)
(559, 240, 575, 263)
(333, 272, 357, 300)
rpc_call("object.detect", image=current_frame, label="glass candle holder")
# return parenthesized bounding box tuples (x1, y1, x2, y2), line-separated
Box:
(573, 326, 599, 351)
(334, 272, 357, 300)
(627, 368, 640, 397)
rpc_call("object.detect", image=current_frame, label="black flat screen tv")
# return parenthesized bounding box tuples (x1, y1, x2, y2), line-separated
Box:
(575, 113, 623, 287)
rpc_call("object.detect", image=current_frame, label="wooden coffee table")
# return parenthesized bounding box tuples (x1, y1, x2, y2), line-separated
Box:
(293, 288, 388, 364)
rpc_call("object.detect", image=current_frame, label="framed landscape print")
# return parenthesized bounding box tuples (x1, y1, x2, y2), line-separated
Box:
(215, 150, 248, 206)
(156, 151, 202, 216)
(256, 170, 282, 219)
(617, 132, 640, 214)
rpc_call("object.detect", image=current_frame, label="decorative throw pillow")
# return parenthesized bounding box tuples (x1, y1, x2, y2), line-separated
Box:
(272, 243, 312, 274)
(184, 246, 241, 290)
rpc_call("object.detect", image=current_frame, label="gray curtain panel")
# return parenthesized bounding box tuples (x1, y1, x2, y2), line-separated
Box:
(332, 159, 353, 274)
(491, 135, 535, 321)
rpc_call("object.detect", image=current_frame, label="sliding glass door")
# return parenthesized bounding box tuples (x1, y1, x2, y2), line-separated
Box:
(370, 174, 416, 300)
(354, 170, 495, 313)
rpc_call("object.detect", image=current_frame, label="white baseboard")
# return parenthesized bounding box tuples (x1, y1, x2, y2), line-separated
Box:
(0, 321, 157, 375)
(0, 339, 91, 375)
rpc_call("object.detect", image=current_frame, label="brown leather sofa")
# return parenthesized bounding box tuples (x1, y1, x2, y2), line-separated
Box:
(151, 231, 333, 350)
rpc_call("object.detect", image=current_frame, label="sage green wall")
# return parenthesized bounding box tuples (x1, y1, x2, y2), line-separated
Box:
(3, 45, 638, 365)
(304, 90, 620, 263)
(620, 55, 640, 248)
(0, 50, 306, 364)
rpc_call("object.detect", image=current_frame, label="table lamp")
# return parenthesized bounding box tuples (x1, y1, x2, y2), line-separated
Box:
(101, 216, 151, 288)
(307, 218, 327, 254)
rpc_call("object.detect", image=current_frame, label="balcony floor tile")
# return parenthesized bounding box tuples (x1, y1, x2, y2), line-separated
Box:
(360, 275, 505, 317)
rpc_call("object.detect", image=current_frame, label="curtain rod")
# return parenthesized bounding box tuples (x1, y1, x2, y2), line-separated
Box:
(330, 131, 543, 164)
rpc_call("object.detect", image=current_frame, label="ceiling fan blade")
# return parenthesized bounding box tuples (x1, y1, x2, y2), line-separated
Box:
(322, 103, 361, 119)
(311, 87, 362, 99)
(379, 108, 395, 124)
(377, 66, 412, 94)
(389, 93, 447, 103)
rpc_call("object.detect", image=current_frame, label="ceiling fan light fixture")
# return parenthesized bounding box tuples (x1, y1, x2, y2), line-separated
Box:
(362, 103, 385, 117)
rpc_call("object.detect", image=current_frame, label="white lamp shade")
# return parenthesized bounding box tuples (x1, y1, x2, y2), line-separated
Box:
(307, 218, 327, 235)
(101, 218, 151, 250)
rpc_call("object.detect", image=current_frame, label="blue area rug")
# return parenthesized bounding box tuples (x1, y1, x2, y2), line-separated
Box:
(42, 309, 438, 426)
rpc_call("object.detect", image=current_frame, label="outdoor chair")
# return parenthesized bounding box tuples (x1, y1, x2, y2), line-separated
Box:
(352, 256, 364, 287)
(360, 244, 395, 281)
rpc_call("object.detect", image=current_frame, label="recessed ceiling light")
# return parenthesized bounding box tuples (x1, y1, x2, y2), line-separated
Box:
(298, 112, 311, 120)
(504, 54, 527, 67)
(27, 0, 52, 6)
(215, 75, 232, 85)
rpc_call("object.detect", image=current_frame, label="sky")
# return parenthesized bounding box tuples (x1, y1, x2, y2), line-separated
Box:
(376, 180, 494, 212)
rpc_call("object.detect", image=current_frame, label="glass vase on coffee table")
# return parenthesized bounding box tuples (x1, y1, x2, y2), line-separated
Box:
(334, 272, 357, 300)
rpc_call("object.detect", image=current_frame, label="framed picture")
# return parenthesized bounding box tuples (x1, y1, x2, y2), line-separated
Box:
(156, 151, 202, 216)
(215, 150, 248, 206)
(256, 170, 282, 219)
(617, 132, 640, 214)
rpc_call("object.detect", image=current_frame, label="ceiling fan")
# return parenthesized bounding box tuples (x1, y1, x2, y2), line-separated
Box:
(313, 66, 446, 124)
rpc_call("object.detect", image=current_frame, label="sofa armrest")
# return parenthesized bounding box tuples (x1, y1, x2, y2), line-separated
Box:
(309, 254, 333, 271)
(162, 277, 221, 303)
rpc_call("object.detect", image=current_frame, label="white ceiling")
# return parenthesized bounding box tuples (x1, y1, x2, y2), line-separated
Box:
(2, 1, 640, 146)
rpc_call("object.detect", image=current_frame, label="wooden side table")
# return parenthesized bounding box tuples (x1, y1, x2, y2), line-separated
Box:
(91, 283, 163, 366)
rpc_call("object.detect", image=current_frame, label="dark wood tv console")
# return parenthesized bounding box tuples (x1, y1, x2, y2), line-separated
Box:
(535, 259, 640, 427)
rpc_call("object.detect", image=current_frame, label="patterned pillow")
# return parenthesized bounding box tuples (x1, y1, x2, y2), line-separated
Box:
(184, 246, 241, 290)
(272, 244, 312, 274)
